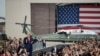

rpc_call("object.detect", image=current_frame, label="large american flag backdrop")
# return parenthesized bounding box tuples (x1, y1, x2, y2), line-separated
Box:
(57, 4, 100, 35)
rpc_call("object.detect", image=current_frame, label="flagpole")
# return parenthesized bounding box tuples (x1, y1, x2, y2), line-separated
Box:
(55, 5, 58, 32)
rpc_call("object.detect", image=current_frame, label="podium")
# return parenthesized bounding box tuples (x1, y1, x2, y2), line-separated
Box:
(32, 41, 43, 51)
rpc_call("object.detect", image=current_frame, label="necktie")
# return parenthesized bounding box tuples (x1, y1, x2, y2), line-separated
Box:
(27, 38, 30, 43)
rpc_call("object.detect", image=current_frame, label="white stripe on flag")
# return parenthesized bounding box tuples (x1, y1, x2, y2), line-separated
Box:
(58, 24, 100, 28)
(80, 8, 100, 11)
(80, 13, 100, 17)
(80, 19, 100, 22)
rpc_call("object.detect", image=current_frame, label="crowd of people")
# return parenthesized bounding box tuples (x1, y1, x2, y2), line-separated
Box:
(61, 38, 100, 56)
(0, 33, 100, 56)
(0, 36, 24, 56)
(0, 33, 46, 56)
(36, 38, 100, 56)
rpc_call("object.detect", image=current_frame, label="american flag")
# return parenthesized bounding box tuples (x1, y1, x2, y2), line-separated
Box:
(57, 4, 100, 35)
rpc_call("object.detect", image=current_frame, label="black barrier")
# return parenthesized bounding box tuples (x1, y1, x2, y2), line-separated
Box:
(32, 44, 69, 56)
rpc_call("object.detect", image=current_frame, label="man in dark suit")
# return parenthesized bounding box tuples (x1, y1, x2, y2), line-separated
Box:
(42, 39, 46, 48)
(51, 45, 58, 54)
(23, 33, 34, 56)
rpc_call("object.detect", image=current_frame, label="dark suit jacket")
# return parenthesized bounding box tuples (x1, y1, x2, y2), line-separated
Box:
(23, 37, 34, 52)
(51, 47, 58, 53)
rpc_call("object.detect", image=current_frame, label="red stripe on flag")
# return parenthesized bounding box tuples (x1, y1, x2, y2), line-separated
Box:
(80, 11, 100, 13)
(80, 22, 100, 24)
(58, 26, 100, 30)
(80, 16, 100, 19)
(80, 5, 100, 8)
